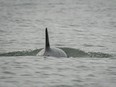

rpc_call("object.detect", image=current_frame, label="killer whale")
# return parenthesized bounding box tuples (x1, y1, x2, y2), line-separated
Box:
(37, 28, 67, 57)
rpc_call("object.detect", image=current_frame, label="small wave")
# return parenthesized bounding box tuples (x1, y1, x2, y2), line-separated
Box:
(0, 49, 41, 56)
(0, 48, 112, 58)
(61, 48, 112, 58)
(2, 71, 16, 75)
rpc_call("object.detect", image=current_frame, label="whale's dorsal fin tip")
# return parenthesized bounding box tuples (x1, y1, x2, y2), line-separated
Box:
(45, 28, 50, 49)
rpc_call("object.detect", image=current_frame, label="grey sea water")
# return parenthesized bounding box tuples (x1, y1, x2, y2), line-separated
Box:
(0, 0, 116, 87)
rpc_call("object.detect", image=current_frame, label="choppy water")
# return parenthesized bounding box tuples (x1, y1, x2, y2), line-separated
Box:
(0, 0, 116, 87)
(0, 56, 116, 87)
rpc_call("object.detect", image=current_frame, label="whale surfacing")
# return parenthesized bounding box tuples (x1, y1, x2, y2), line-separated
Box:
(37, 28, 67, 57)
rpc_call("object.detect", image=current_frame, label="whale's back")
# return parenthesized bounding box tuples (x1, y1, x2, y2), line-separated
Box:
(37, 28, 67, 57)
(37, 47, 67, 57)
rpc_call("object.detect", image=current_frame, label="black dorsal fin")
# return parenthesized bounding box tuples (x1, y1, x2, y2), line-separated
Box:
(45, 28, 50, 49)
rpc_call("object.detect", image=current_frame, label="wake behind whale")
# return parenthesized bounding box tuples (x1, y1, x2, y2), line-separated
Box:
(37, 28, 67, 57)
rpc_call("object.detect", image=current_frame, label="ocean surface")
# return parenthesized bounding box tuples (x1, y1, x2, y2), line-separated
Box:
(0, 0, 116, 87)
